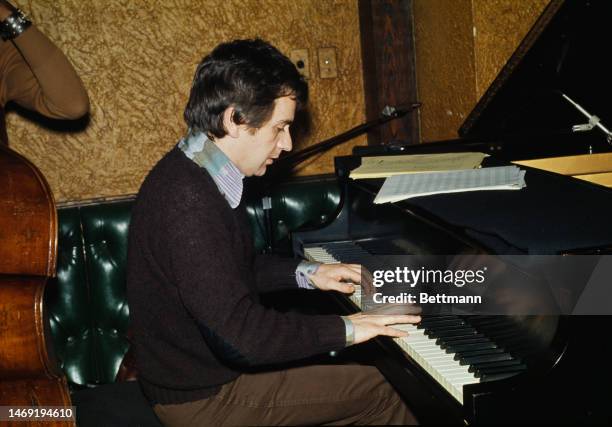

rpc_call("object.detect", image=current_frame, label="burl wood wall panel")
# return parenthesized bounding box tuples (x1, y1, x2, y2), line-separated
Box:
(472, 0, 550, 98)
(7, 0, 366, 202)
(414, 0, 549, 142)
(413, 0, 476, 143)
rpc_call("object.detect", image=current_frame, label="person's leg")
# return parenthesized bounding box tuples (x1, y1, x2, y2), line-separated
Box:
(154, 364, 418, 426)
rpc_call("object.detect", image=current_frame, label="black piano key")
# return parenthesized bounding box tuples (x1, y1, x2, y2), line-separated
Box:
(478, 371, 525, 382)
(467, 358, 522, 372)
(422, 314, 459, 319)
(439, 336, 491, 350)
(474, 324, 521, 338)
(430, 327, 477, 338)
(435, 333, 484, 345)
(465, 315, 501, 320)
(437, 334, 487, 345)
(466, 316, 514, 325)
(472, 330, 520, 344)
(466, 316, 513, 326)
(421, 323, 467, 335)
(424, 322, 468, 334)
(357, 239, 407, 255)
(420, 315, 460, 322)
(470, 331, 524, 347)
(422, 318, 466, 328)
(445, 340, 498, 353)
(459, 353, 515, 366)
(455, 348, 506, 362)
(323, 242, 370, 259)
(474, 364, 527, 378)
(491, 336, 533, 356)
(468, 357, 522, 370)
(424, 322, 470, 332)
(423, 327, 468, 338)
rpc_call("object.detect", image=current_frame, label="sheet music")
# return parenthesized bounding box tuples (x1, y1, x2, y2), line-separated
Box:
(374, 166, 526, 204)
(350, 152, 488, 179)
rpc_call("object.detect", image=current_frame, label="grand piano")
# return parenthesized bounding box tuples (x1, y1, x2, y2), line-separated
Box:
(291, 0, 612, 424)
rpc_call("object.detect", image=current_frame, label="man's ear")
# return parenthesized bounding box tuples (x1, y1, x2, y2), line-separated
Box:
(222, 107, 240, 138)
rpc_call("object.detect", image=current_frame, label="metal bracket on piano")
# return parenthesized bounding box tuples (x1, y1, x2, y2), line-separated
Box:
(572, 114, 601, 132)
(561, 92, 612, 144)
(262, 196, 273, 253)
(381, 103, 422, 119)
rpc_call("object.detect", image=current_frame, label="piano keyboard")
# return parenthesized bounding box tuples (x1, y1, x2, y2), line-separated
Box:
(302, 246, 362, 308)
(304, 243, 526, 404)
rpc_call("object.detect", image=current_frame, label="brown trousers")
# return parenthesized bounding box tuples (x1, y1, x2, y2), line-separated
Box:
(153, 364, 418, 426)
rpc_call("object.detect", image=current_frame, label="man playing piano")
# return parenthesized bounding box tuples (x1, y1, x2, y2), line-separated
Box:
(127, 38, 420, 426)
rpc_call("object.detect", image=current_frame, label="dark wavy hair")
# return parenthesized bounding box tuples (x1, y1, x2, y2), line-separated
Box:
(184, 39, 308, 138)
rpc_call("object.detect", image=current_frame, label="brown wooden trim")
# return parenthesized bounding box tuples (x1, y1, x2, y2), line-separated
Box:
(0, 107, 8, 145)
(56, 193, 137, 209)
(513, 152, 612, 176)
(359, 0, 420, 146)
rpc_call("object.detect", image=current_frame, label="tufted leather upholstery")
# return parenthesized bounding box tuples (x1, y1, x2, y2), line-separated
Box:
(245, 176, 341, 252)
(46, 177, 341, 387)
(47, 202, 132, 387)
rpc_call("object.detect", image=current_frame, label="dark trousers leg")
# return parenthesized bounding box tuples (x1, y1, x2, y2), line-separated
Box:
(154, 364, 418, 426)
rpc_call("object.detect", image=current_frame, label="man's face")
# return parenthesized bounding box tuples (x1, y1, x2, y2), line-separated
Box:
(235, 96, 296, 176)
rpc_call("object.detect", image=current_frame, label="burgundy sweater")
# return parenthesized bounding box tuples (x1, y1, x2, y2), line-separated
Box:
(127, 147, 346, 404)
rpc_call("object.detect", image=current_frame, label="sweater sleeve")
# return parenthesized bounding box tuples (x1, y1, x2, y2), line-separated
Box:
(252, 253, 301, 293)
(0, 26, 89, 118)
(164, 188, 346, 367)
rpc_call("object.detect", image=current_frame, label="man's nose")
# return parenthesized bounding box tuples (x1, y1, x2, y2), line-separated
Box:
(279, 130, 292, 152)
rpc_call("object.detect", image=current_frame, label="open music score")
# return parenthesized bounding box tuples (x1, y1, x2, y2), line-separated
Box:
(373, 165, 526, 204)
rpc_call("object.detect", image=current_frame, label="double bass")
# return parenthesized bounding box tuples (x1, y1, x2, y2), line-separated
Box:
(0, 112, 74, 425)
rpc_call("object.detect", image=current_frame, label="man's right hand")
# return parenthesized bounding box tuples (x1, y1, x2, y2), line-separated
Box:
(348, 313, 421, 345)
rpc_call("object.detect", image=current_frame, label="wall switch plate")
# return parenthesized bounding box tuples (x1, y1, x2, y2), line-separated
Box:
(318, 47, 338, 79)
(289, 49, 310, 78)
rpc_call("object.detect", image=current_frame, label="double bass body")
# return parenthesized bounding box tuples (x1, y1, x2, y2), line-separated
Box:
(0, 144, 74, 426)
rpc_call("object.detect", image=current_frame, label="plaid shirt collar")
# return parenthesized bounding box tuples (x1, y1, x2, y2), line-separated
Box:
(178, 131, 244, 208)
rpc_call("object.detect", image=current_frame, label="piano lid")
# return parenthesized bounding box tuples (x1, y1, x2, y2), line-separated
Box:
(459, 0, 612, 143)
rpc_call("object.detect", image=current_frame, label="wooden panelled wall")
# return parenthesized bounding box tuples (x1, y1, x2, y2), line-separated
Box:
(7, 0, 548, 203)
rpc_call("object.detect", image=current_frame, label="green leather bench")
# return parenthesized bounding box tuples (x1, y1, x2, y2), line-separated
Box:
(46, 176, 340, 391)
